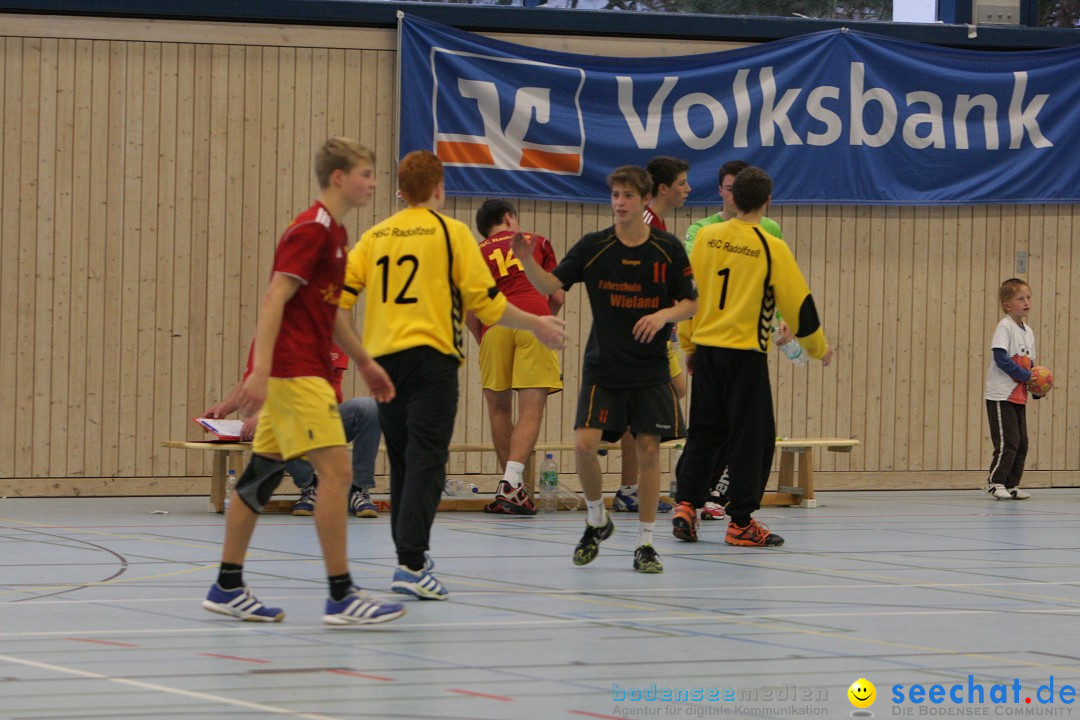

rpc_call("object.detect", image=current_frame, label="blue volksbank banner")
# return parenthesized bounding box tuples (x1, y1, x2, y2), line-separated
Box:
(398, 15, 1080, 206)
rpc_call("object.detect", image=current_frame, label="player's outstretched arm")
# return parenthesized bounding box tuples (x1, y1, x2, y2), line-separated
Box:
(511, 232, 563, 296)
(237, 273, 300, 417)
(333, 309, 395, 403)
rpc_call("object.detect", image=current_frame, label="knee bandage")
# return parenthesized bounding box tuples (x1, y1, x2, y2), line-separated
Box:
(234, 455, 287, 513)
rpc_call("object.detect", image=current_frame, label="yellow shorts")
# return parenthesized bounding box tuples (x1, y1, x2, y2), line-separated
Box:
(668, 340, 683, 379)
(252, 376, 345, 460)
(479, 326, 562, 393)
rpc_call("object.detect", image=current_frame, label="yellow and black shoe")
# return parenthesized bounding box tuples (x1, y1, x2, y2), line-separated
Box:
(573, 513, 614, 566)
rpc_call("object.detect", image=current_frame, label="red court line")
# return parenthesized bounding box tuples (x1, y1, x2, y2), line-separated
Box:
(66, 637, 138, 648)
(199, 652, 270, 664)
(569, 711, 623, 719)
(449, 688, 514, 701)
(325, 669, 395, 682)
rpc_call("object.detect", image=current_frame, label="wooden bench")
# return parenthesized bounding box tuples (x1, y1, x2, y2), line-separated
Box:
(164, 437, 858, 512)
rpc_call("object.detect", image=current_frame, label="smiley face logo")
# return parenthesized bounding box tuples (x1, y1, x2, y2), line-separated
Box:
(848, 678, 876, 708)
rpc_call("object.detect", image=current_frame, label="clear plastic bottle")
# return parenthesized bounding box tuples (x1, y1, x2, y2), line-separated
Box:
(669, 444, 683, 497)
(223, 468, 238, 511)
(539, 453, 559, 513)
(774, 327, 809, 366)
(444, 478, 478, 496)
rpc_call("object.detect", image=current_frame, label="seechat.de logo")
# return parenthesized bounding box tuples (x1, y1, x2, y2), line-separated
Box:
(431, 49, 585, 175)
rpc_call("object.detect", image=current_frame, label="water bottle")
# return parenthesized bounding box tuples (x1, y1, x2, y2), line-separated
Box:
(539, 453, 559, 513)
(444, 478, 478, 497)
(223, 468, 238, 511)
(774, 327, 809, 366)
(669, 444, 683, 497)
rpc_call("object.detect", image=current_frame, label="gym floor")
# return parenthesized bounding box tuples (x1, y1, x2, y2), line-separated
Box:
(2, 490, 1079, 719)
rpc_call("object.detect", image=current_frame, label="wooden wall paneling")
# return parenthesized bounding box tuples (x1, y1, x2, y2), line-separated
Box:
(803, 206, 827, 444)
(200, 44, 229, 432)
(326, 47, 345, 136)
(378, 49, 399, 209)
(66, 39, 93, 478)
(782, 206, 807, 446)
(16, 38, 41, 479)
(1051, 205, 1071, 473)
(949, 206, 972, 471)
(253, 46, 280, 392)
(81, 41, 110, 477)
(308, 48, 329, 187)
(50, 39, 75, 477)
(875, 206, 899, 471)
(274, 46, 296, 282)
(150, 43, 176, 475)
(920, 205, 946, 470)
(356, 49, 379, 232)
(33, 37, 57, 478)
(830, 206, 860, 471)
(1023, 206, 1044, 468)
(116, 41, 144, 477)
(855, 205, 881, 470)
(964, 206, 987, 470)
(906, 205, 929, 471)
(167, 42, 191, 474)
(291, 48, 314, 234)
(1064, 206, 1079, 475)
(937, 206, 958, 470)
(893, 207, 914, 470)
(237, 45, 262, 380)
(136, 42, 161, 478)
(184, 43, 212, 475)
(0, 37, 16, 480)
(342, 49, 361, 146)
(220, 45, 246, 402)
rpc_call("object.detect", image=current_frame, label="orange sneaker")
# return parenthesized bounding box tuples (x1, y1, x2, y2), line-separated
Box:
(725, 518, 784, 547)
(672, 501, 699, 542)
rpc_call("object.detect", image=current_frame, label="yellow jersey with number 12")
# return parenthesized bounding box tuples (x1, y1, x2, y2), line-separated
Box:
(340, 207, 507, 362)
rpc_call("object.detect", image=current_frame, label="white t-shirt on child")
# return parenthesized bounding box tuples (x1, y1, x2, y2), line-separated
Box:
(984, 316, 1035, 403)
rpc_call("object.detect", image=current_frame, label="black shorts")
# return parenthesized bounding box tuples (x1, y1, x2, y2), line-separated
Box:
(574, 382, 685, 443)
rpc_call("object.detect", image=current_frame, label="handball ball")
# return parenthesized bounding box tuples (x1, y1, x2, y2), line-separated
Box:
(1029, 366, 1054, 395)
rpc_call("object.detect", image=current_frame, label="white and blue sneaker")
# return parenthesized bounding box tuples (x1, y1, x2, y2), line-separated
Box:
(202, 584, 284, 622)
(323, 588, 405, 626)
(391, 566, 448, 600)
(613, 487, 672, 514)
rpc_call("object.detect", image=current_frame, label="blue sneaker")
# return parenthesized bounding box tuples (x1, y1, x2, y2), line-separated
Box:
(292, 485, 316, 516)
(202, 584, 284, 622)
(612, 488, 672, 513)
(391, 566, 448, 600)
(349, 488, 379, 518)
(323, 587, 405, 626)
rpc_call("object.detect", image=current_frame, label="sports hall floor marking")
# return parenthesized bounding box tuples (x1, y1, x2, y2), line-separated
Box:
(448, 688, 515, 701)
(0, 654, 344, 720)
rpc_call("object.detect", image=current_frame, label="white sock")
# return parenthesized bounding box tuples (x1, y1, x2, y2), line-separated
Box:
(620, 484, 638, 495)
(502, 461, 525, 488)
(639, 522, 655, 547)
(586, 498, 606, 526)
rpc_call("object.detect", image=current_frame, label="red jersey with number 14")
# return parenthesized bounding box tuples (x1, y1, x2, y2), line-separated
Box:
(477, 230, 556, 338)
(269, 201, 348, 380)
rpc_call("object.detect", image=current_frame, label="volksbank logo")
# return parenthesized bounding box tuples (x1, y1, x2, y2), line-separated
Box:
(431, 49, 585, 174)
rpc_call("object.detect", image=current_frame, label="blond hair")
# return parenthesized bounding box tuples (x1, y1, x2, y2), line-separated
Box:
(998, 278, 1030, 312)
(314, 137, 374, 189)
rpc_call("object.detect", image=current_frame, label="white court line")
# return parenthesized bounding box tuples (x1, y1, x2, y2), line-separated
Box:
(0, 654, 342, 720)
(4, 578, 1080, 604)
(6, 605, 1080, 640)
